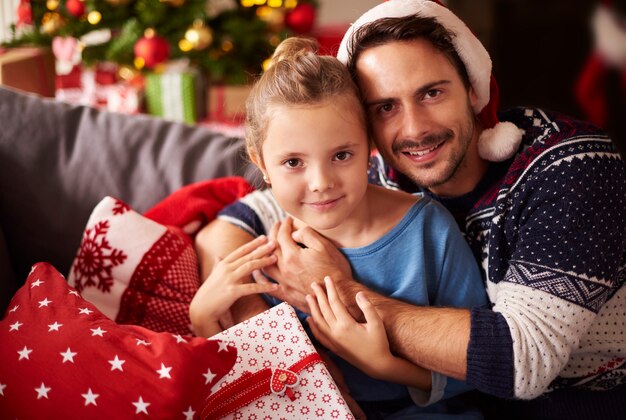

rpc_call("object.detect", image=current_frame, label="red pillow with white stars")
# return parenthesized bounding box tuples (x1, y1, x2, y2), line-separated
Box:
(0, 262, 237, 419)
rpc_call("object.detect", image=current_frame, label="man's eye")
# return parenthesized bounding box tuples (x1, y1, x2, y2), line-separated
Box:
(425, 89, 441, 99)
(379, 103, 394, 113)
(334, 151, 352, 161)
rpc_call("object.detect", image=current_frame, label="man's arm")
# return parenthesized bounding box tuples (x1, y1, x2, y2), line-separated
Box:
(195, 218, 269, 326)
(334, 275, 470, 380)
(265, 217, 471, 380)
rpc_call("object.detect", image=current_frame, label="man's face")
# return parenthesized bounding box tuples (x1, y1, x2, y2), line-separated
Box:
(356, 39, 483, 197)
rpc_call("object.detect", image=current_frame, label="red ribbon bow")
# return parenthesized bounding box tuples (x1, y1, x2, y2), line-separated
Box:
(202, 353, 322, 419)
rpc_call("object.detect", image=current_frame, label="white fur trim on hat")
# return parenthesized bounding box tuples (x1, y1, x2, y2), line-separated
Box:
(478, 122, 525, 162)
(337, 0, 524, 161)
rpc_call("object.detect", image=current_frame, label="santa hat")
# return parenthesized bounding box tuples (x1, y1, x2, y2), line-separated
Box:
(336, 0, 524, 161)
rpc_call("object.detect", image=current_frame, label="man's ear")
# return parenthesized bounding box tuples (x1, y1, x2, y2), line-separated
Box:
(469, 84, 479, 110)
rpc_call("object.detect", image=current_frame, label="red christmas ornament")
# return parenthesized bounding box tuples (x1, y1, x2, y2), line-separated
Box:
(285, 3, 316, 34)
(134, 33, 170, 68)
(65, 0, 85, 17)
(65, 0, 86, 17)
(16, 0, 32, 26)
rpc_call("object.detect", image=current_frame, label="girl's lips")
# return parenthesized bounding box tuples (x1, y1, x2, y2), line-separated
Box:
(401, 140, 445, 162)
(305, 196, 342, 210)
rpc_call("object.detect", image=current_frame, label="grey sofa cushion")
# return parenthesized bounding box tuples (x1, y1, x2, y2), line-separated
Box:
(0, 86, 260, 287)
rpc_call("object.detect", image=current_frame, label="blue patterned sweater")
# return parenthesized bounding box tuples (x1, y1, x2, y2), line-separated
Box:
(368, 107, 626, 399)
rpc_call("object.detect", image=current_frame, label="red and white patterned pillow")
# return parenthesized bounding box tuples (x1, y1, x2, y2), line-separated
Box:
(0, 262, 237, 419)
(67, 196, 198, 335)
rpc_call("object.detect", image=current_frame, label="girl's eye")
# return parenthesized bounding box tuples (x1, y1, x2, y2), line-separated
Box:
(334, 151, 352, 161)
(284, 158, 301, 168)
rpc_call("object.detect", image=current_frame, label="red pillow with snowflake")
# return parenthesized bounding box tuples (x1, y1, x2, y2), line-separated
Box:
(0, 262, 237, 419)
(68, 196, 199, 335)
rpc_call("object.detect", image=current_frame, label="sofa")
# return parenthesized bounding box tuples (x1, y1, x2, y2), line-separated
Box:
(0, 86, 261, 313)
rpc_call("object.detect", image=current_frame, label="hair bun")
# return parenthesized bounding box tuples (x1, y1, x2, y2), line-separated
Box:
(269, 37, 318, 68)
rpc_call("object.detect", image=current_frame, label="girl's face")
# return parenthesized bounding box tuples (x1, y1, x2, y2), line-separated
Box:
(257, 97, 370, 234)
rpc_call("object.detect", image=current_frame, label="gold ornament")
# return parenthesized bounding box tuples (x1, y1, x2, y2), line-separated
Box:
(256, 6, 285, 32)
(118, 65, 138, 81)
(41, 12, 63, 34)
(184, 20, 213, 51)
(46, 0, 59, 11)
(221, 37, 234, 53)
(134, 57, 145, 70)
(268, 0, 283, 7)
(179, 39, 193, 52)
(240, 0, 255, 7)
(262, 57, 272, 71)
(87, 11, 102, 25)
(284, 0, 298, 9)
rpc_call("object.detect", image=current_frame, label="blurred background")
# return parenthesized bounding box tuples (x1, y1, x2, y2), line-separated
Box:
(1, 0, 623, 150)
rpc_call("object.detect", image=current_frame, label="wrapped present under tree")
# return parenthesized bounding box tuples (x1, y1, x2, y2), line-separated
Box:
(145, 64, 205, 124)
(0, 47, 55, 97)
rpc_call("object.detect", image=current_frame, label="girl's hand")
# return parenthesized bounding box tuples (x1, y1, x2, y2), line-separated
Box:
(306, 276, 393, 376)
(190, 235, 278, 337)
(307, 276, 433, 390)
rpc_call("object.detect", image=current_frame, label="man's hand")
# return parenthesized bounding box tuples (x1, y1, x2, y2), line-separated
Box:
(259, 217, 354, 312)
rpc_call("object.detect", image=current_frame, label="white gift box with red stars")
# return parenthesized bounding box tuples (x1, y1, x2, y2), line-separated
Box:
(204, 303, 355, 420)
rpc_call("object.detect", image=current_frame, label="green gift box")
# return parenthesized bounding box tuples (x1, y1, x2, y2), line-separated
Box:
(145, 70, 205, 124)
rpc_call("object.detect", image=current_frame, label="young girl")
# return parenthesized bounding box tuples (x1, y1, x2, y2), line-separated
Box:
(190, 37, 487, 418)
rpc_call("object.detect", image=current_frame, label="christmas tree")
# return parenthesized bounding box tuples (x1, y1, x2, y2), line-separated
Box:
(4, 0, 319, 84)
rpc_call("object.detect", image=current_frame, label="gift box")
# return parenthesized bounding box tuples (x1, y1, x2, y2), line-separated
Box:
(54, 62, 142, 112)
(207, 84, 252, 123)
(105, 82, 142, 114)
(0, 47, 56, 97)
(205, 303, 355, 419)
(145, 69, 206, 124)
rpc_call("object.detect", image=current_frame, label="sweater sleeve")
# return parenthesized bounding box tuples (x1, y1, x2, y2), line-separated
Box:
(217, 189, 286, 237)
(466, 138, 626, 399)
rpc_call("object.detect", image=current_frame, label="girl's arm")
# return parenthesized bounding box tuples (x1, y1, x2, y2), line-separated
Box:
(190, 235, 278, 337)
(306, 276, 432, 391)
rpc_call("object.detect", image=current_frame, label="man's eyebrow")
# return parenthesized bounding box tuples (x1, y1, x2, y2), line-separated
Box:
(414, 80, 451, 97)
(364, 79, 451, 108)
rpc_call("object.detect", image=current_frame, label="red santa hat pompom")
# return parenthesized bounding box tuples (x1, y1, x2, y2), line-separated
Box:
(336, 0, 524, 161)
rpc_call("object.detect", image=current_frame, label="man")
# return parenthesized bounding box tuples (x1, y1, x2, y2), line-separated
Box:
(196, 0, 626, 417)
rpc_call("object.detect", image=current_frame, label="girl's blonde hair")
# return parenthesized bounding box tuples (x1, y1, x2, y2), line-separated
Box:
(245, 37, 364, 161)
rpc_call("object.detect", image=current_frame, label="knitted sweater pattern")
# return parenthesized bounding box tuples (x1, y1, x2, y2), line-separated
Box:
(370, 107, 626, 399)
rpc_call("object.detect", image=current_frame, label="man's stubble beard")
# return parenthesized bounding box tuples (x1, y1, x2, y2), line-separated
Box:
(388, 109, 476, 191)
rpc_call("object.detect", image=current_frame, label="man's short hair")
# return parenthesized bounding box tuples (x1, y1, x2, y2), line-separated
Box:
(346, 14, 471, 90)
